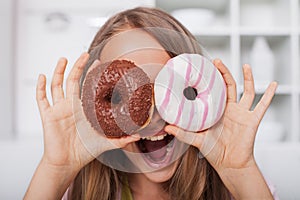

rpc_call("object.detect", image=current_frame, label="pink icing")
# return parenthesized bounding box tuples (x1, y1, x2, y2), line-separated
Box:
(192, 56, 204, 88)
(197, 66, 217, 130)
(174, 55, 192, 125)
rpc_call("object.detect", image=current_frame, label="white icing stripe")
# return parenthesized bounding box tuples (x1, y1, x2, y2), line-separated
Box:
(158, 61, 174, 115)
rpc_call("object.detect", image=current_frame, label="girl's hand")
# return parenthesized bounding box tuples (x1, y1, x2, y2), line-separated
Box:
(165, 59, 277, 199)
(36, 53, 140, 173)
(25, 53, 140, 200)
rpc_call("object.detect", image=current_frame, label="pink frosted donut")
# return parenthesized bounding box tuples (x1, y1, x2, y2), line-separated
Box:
(154, 53, 227, 132)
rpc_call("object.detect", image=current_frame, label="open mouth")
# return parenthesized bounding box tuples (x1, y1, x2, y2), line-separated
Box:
(135, 131, 176, 168)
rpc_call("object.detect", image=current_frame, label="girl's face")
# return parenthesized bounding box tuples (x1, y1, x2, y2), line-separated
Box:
(96, 29, 181, 182)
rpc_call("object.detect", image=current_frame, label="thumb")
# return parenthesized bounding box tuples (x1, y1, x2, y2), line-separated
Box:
(164, 125, 204, 151)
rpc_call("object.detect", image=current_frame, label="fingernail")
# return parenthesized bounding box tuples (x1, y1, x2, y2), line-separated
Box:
(93, 59, 100, 65)
(214, 59, 223, 67)
(272, 81, 278, 89)
(131, 133, 141, 139)
(89, 59, 99, 66)
(165, 125, 175, 133)
(82, 52, 90, 59)
(243, 64, 250, 68)
(38, 74, 43, 80)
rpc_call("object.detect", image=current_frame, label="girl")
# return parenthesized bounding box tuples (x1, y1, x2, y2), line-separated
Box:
(24, 7, 278, 200)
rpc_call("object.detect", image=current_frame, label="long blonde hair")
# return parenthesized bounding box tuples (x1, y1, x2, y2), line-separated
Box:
(72, 7, 231, 200)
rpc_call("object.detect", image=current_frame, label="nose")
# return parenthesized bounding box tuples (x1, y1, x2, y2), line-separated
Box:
(138, 107, 166, 137)
(151, 107, 163, 123)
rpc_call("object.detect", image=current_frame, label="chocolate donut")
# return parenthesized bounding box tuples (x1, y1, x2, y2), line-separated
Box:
(82, 60, 154, 138)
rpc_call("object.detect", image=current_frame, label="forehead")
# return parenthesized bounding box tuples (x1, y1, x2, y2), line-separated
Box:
(100, 29, 170, 66)
(98, 29, 171, 81)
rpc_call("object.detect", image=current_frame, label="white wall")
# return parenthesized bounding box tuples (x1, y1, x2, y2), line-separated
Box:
(0, 0, 14, 138)
(0, 139, 43, 199)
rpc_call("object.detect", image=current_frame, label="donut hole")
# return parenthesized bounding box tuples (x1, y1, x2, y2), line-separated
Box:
(183, 86, 198, 101)
(111, 90, 122, 104)
(104, 88, 122, 104)
(103, 89, 113, 102)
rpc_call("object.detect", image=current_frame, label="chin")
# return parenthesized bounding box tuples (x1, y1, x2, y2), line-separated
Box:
(143, 160, 179, 183)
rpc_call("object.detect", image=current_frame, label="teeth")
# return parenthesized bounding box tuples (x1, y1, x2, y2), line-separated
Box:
(166, 139, 175, 152)
(166, 146, 171, 152)
(141, 133, 168, 141)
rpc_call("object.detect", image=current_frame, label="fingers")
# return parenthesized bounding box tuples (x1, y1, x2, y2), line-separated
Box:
(253, 82, 277, 122)
(36, 74, 50, 118)
(74, 97, 141, 156)
(213, 59, 237, 103)
(164, 125, 204, 150)
(239, 64, 255, 110)
(51, 58, 68, 104)
(66, 53, 90, 99)
(108, 134, 141, 147)
(85, 134, 141, 157)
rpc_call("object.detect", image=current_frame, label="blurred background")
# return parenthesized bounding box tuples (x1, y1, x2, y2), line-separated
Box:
(1, 0, 300, 199)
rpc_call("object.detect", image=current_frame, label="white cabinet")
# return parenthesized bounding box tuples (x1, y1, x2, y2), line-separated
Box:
(240, 0, 290, 28)
(156, 0, 300, 143)
(155, 0, 300, 198)
(15, 11, 97, 136)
